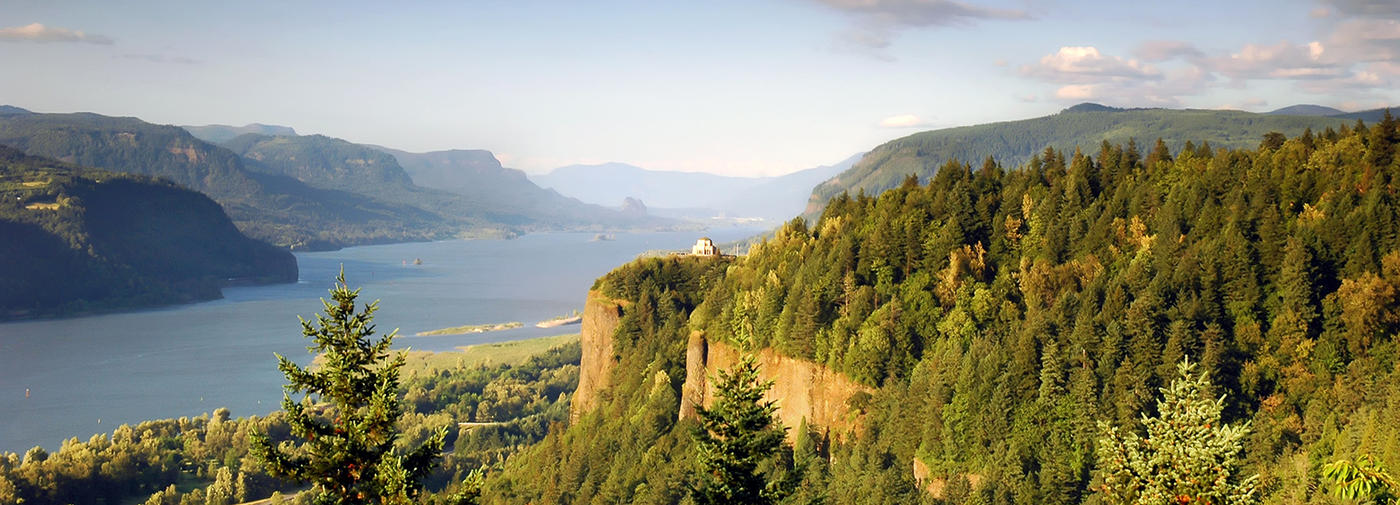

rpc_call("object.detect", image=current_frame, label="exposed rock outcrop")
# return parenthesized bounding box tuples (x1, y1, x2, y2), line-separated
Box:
(571, 290, 870, 442)
(569, 290, 625, 422)
(912, 458, 983, 499)
(679, 333, 870, 443)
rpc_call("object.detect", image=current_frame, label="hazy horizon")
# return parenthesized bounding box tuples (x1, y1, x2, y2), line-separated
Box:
(4, 0, 1398, 176)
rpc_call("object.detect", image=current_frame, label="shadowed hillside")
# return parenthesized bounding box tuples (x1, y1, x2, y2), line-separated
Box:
(0, 146, 296, 318)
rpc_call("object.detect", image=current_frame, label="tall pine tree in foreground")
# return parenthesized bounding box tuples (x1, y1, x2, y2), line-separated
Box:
(1095, 359, 1258, 505)
(250, 271, 444, 505)
(691, 354, 790, 505)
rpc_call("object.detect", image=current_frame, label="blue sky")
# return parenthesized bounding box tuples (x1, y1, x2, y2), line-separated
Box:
(2, 0, 1397, 176)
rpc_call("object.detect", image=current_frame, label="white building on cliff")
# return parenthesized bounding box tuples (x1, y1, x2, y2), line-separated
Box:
(691, 237, 720, 256)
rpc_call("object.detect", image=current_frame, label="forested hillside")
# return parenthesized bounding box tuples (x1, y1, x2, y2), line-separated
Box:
(484, 119, 1400, 504)
(0, 147, 296, 318)
(0, 108, 683, 251)
(806, 104, 1370, 218)
(182, 123, 298, 144)
(377, 146, 674, 230)
(0, 109, 472, 249)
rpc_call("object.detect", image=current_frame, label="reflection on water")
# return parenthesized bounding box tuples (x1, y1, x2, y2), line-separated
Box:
(0, 229, 761, 454)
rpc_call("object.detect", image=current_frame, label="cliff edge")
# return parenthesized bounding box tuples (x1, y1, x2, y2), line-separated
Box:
(570, 289, 625, 422)
(679, 332, 870, 443)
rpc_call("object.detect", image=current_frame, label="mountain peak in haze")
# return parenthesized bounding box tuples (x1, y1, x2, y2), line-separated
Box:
(0, 105, 33, 116)
(1062, 103, 1124, 113)
(531, 154, 862, 221)
(182, 124, 299, 145)
(1267, 104, 1345, 116)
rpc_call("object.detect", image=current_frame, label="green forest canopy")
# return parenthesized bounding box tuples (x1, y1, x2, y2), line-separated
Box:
(4, 117, 1400, 504)
(807, 104, 1379, 218)
(488, 118, 1400, 504)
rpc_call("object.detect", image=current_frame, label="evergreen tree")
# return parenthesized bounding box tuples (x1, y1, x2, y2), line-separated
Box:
(691, 354, 790, 505)
(1323, 455, 1398, 505)
(1095, 359, 1258, 505)
(250, 271, 444, 505)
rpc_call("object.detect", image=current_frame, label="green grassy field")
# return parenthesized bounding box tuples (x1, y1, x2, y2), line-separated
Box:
(398, 333, 579, 378)
(414, 321, 523, 336)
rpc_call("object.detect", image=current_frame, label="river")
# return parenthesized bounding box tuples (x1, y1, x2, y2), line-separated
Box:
(0, 229, 760, 455)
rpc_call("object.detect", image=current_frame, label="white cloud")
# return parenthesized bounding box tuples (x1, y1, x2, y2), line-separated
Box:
(1324, 18, 1400, 63)
(0, 23, 113, 44)
(1136, 40, 1205, 63)
(878, 114, 931, 128)
(1021, 46, 1211, 107)
(809, 0, 1031, 60)
(812, 0, 1031, 25)
(1054, 85, 1096, 100)
(1020, 46, 1160, 83)
(1015, 2, 1400, 106)
(1212, 41, 1343, 80)
(1320, 0, 1400, 17)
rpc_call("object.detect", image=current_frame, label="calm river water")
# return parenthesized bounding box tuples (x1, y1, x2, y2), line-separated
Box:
(0, 229, 759, 455)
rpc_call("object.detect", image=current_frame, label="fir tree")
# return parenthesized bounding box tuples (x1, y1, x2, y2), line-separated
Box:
(1095, 358, 1259, 505)
(249, 271, 445, 505)
(691, 354, 790, 505)
(1323, 455, 1398, 505)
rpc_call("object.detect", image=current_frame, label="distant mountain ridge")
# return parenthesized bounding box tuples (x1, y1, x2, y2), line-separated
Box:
(182, 123, 297, 144)
(531, 154, 861, 221)
(531, 162, 759, 209)
(805, 103, 1388, 217)
(0, 146, 296, 319)
(1267, 104, 1344, 116)
(377, 147, 671, 230)
(0, 110, 474, 250)
(0, 108, 686, 251)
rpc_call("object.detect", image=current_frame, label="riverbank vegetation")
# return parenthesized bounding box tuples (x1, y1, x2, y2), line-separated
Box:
(415, 322, 523, 337)
(0, 334, 579, 505)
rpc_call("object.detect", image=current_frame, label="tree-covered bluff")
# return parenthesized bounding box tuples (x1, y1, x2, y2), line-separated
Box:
(0, 108, 465, 250)
(484, 120, 1400, 504)
(806, 104, 1375, 219)
(0, 146, 296, 319)
(0, 107, 683, 251)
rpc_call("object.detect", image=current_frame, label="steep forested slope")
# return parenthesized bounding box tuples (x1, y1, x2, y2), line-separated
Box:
(182, 123, 297, 144)
(0, 109, 472, 249)
(380, 147, 676, 230)
(226, 133, 681, 232)
(0, 147, 296, 318)
(486, 119, 1400, 504)
(806, 104, 1368, 218)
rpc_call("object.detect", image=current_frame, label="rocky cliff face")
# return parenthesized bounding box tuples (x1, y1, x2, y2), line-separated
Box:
(570, 290, 625, 422)
(572, 289, 869, 441)
(679, 333, 870, 443)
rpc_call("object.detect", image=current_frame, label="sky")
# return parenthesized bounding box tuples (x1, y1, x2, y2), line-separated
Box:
(2, 0, 1398, 176)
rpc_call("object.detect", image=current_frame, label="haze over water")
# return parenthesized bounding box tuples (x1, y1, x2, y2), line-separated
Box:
(0, 229, 759, 455)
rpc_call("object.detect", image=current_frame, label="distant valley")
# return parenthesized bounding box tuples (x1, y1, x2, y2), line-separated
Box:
(0, 106, 685, 252)
(529, 153, 863, 223)
(0, 106, 685, 317)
